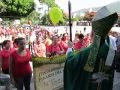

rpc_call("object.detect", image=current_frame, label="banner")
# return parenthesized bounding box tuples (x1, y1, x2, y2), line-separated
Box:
(33, 55, 66, 90)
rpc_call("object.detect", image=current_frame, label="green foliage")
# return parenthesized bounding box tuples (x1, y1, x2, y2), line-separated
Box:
(20, 18, 27, 24)
(40, 10, 69, 26)
(75, 15, 83, 21)
(1, 0, 34, 16)
(40, 0, 70, 25)
(71, 18, 78, 21)
(41, 0, 57, 7)
(0, 1, 7, 13)
(59, 18, 66, 25)
(33, 54, 66, 67)
(20, 10, 40, 25)
(40, 14, 52, 25)
(27, 10, 40, 25)
(83, 11, 95, 21)
(33, 51, 79, 68)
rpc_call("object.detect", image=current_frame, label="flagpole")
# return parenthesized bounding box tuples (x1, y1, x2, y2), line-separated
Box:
(68, 0, 72, 41)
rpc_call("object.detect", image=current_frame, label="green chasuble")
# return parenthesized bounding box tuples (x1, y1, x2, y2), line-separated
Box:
(64, 39, 114, 90)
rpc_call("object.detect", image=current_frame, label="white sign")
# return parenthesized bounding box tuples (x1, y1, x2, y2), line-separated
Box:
(33, 63, 64, 90)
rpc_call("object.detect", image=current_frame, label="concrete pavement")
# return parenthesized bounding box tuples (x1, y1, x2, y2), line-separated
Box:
(0, 76, 34, 90)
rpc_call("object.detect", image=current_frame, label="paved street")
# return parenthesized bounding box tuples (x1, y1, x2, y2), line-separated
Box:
(0, 76, 34, 90)
(0, 62, 34, 90)
(113, 71, 120, 90)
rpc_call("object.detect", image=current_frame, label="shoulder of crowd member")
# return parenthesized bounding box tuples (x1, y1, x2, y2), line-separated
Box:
(26, 48, 31, 54)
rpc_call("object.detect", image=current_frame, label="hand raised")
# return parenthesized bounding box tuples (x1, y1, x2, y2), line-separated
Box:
(68, 41, 73, 48)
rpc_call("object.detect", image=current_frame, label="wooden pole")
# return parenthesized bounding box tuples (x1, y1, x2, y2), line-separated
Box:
(68, 1, 72, 41)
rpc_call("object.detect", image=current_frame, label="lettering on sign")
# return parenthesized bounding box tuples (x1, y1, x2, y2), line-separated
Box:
(33, 63, 64, 90)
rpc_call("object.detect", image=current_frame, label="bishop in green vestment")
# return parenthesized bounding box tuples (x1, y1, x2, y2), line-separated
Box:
(64, 7, 118, 90)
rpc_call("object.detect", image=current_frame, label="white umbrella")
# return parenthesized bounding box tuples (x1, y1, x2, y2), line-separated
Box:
(106, 1, 120, 14)
(93, 1, 120, 21)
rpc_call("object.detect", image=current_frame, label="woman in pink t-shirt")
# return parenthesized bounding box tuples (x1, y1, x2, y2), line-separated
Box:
(34, 37, 46, 57)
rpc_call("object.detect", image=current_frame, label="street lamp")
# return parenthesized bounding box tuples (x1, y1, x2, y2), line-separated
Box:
(68, 0, 72, 41)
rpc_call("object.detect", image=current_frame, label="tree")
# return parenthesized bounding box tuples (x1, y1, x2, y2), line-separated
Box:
(20, 10, 41, 25)
(74, 14, 84, 21)
(40, 14, 52, 25)
(27, 10, 40, 25)
(83, 11, 96, 21)
(40, 11, 69, 26)
(1, 0, 34, 17)
(0, 1, 7, 13)
(41, 0, 57, 8)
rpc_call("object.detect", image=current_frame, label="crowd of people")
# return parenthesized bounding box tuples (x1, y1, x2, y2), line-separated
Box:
(0, 25, 92, 57)
(0, 24, 92, 90)
(0, 23, 120, 90)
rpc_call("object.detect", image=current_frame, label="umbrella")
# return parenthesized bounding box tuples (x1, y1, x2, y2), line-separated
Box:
(93, 1, 120, 21)
(106, 1, 120, 14)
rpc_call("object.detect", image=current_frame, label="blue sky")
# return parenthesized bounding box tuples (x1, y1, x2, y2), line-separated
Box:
(55, 0, 119, 12)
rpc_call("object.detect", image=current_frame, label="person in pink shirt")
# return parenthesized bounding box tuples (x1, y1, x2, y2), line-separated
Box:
(0, 40, 11, 74)
(47, 35, 64, 57)
(34, 37, 46, 57)
(73, 34, 85, 51)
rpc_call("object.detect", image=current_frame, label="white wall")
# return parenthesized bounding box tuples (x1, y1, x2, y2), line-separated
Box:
(42, 26, 120, 40)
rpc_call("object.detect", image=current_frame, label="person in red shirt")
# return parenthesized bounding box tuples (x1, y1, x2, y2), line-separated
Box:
(10, 37, 32, 90)
(73, 34, 85, 51)
(47, 35, 64, 57)
(60, 33, 69, 53)
(73, 33, 80, 44)
(0, 40, 11, 74)
(83, 33, 91, 47)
